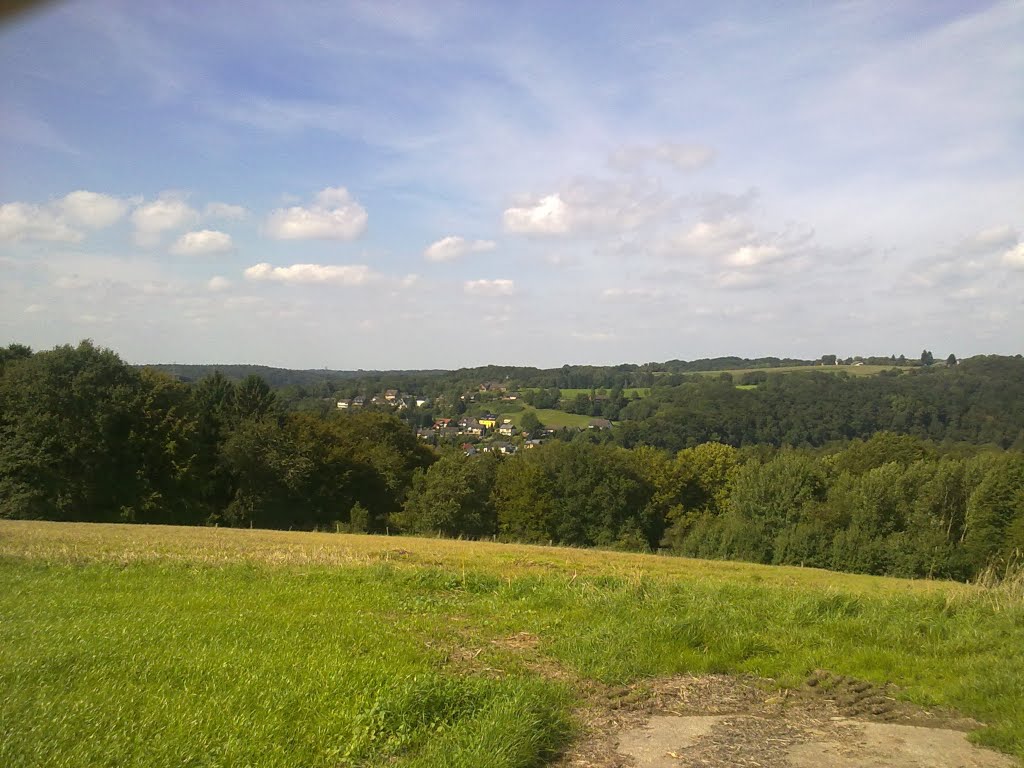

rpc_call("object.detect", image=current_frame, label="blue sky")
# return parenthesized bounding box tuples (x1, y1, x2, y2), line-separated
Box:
(1, 0, 1021, 368)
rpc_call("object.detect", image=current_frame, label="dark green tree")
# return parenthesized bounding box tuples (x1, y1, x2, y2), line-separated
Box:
(0, 341, 197, 523)
(394, 452, 498, 537)
(234, 374, 277, 421)
(519, 410, 543, 436)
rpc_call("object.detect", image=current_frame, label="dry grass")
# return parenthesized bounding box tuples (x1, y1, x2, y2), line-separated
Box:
(0, 519, 969, 598)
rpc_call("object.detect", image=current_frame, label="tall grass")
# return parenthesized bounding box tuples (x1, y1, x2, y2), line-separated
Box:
(970, 551, 1024, 612)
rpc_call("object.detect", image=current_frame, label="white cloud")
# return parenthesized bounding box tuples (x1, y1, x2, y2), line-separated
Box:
(204, 202, 248, 220)
(464, 278, 516, 296)
(207, 276, 232, 291)
(264, 187, 368, 240)
(244, 262, 377, 285)
(59, 191, 129, 229)
(971, 226, 1018, 252)
(0, 190, 131, 243)
(726, 244, 785, 267)
(1002, 243, 1024, 269)
(170, 229, 234, 256)
(675, 217, 753, 255)
(132, 195, 199, 246)
(503, 193, 569, 235)
(0, 202, 82, 242)
(423, 235, 496, 262)
(505, 180, 671, 238)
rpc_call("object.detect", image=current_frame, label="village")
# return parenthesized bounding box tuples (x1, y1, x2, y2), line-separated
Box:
(334, 380, 614, 455)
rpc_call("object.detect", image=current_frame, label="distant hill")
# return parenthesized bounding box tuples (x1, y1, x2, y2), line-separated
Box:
(139, 355, 902, 388)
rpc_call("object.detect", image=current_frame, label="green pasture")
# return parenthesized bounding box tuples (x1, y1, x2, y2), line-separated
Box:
(1, 521, 1022, 767)
(525, 407, 595, 429)
(485, 402, 594, 429)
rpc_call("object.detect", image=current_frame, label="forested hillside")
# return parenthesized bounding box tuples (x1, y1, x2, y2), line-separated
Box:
(2, 341, 1022, 582)
(617, 358, 1024, 450)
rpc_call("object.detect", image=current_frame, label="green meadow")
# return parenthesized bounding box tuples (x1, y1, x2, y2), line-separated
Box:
(2, 521, 1022, 767)
(489, 404, 596, 429)
(696, 364, 910, 378)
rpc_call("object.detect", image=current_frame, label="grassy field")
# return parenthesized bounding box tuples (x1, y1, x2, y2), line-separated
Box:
(695, 364, 912, 378)
(493, 405, 594, 430)
(2, 521, 1022, 767)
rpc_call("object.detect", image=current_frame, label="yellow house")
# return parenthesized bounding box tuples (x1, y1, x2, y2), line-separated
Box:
(478, 415, 498, 429)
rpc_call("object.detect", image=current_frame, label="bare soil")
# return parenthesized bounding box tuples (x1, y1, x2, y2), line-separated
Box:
(554, 672, 1018, 768)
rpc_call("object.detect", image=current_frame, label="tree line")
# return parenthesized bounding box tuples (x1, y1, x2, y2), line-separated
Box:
(398, 434, 1023, 581)
(2, 342, 1021, 582)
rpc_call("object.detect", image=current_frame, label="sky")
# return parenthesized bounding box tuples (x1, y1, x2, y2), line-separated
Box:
(1, 0, 1022, 369)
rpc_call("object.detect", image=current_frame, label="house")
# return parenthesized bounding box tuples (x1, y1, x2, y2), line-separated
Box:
(486, 441, 516, 455)
(524, 439, 544, 449)
(500, 393, 519, 401)
(433, 418, 453, 430)
(588, 418, 613, 430)
(416, 428, 434, 441)
(351, 396, 365, 407)
(458, 418, 485, 436)
(384, 389, 399, 402)
(415, 397, 429, 407)
(336, 399, 351, 409)
(478, 414, 499, 429)
(497, 421, 517, 436)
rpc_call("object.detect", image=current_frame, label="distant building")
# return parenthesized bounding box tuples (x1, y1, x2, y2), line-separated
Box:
(458, 418, 485, 436)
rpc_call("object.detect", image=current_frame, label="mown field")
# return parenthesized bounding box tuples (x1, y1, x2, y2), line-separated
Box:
(2, 521, 1022, 767)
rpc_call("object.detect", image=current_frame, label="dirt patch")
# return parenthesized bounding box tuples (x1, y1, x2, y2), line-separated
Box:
(438, 632, 1016, 767)
(796, 669, 982, 729)
(556, 674, 1018, 768)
